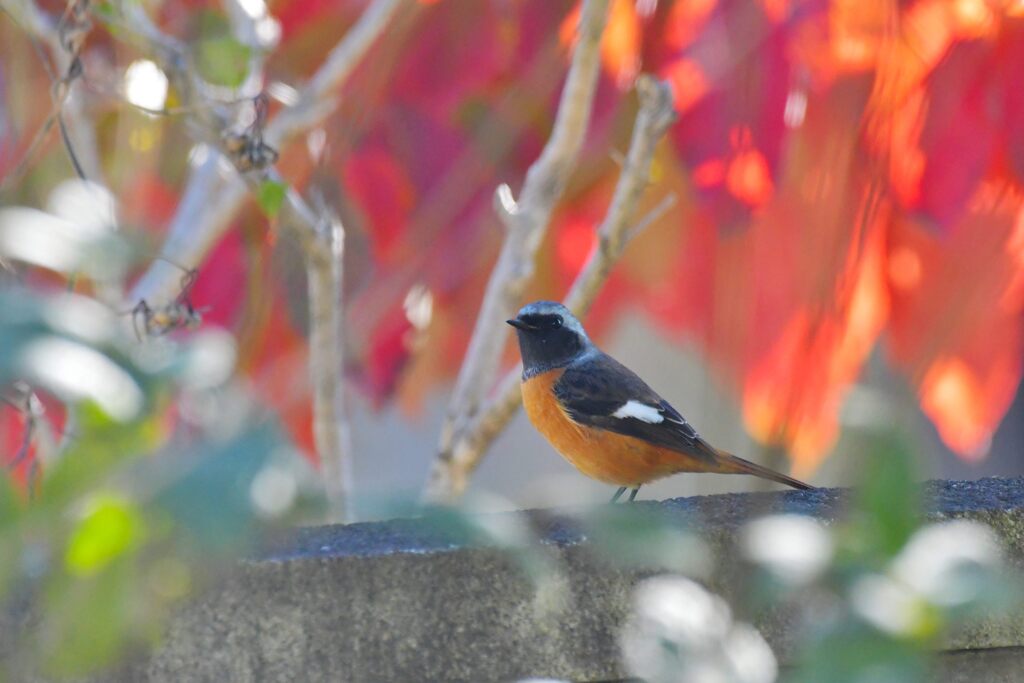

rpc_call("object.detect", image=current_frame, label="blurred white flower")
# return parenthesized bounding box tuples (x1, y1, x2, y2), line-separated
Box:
(0, 179, 127, 281)
(724, 624, 779, 683)
(250, 463, 299, 519)
(890, 520, 1000, 607)
(621, 575, 777, 683)
(17, 337, 143, 421)
(742, 515, 833, 586)
(850, 574, 920, 637)
(851, 520, 1001, 637)
(0, 207, 81, 272)
(47, 179, 117, 235)
(42, 293, 118, 345)
(124, 59, 168, 111)
(180, 328, 238, 390)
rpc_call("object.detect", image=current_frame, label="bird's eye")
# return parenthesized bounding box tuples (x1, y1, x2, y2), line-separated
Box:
(552, 316, 563, 328)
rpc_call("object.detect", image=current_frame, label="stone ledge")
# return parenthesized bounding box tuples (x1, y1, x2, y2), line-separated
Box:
(30, 478, 1024, 681)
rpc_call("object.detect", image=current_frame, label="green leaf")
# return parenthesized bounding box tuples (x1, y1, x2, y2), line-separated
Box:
(0, 290, 155, 423)
(153, 422, 289, 554)
(584, 505, 709, 576)
(65, 494, 143, 577)
(194, 35, 251, 88)
(0, 471, 18, 524)
(92, 1, 116, 20)
(40, 555, 151, 678)
(790, 622, 928, 683)
(40, 403, 162, 507)
(845, 431, 920, 562)
(0, 473, 21, 596)
(418, 505, 557, 589)
(257, 180, 287, 217)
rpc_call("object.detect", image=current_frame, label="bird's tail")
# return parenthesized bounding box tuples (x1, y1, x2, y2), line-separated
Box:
(721, 452, 812, 490)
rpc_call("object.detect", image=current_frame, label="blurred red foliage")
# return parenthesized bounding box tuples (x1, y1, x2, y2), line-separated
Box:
(3, 0, 1024, 474)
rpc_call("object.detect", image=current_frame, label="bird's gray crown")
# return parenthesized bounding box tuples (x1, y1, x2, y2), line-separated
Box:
(515, 301, 589, 342)
(511, 300, 594, 378)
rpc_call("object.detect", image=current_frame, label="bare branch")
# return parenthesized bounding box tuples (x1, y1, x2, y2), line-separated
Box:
(423, 76, 677, 503)
(170, 158, 351, 518)
(104, 1, 402, 521)
(303, 204, 352, 521)
(430, 0, 612, 499)
(127, 0, 408, 307)
(264, 0, 406, 146)
(3, 382, 55, 478)
(130, 156, 246, 304)
(5, 395, 35, 471)
(563, 76, 676, 312)
(233, 168, 352, 521)
(0, 0, 103, 184)
(2, 2, 363, 515)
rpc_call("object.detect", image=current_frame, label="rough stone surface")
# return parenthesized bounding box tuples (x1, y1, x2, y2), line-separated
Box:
(8, 477, 1024, 682)
(938, 648, 1024, 683)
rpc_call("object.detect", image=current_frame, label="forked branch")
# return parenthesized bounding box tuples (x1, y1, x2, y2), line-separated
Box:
(108, 0, 405, 521)
(128, 0, 408, 307)
(430, 0, 612, 499)
(424, 76, 677, 503)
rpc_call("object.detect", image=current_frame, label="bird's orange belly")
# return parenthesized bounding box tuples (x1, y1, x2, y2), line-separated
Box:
(521, 369, 698, 486)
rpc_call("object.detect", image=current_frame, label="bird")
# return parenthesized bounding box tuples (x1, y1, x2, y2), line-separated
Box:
(507, 301, 811, 502)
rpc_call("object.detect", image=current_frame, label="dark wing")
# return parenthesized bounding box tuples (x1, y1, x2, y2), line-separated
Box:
(554, 352, 719, 464)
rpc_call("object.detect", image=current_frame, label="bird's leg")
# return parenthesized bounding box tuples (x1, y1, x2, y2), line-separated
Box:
(610, 486, 627, 503)
(627, 487, 640, 502)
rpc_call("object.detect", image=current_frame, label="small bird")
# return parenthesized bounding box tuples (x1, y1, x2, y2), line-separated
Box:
(507, 301, 811, 502)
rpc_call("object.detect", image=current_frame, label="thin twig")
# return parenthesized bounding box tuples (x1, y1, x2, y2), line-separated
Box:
(303, 201, 352, 521)
(213, 163, 352, 519)
(128, 0, 408, 307)
(429, 0, 612, 501)
(129, 161, 247, 306)
(562, 77, 676, 312)
(423, 76, 677, 503)
(264, 0, 406, 147)
(281, 182, 353, 521)
(102, 0, 399, 523)
(56, 113, 87, 180)
(104, 0, 403, 520)
(4, 396, 35, 471)
(0, 0, 102, 187)
(3, 382, 54, 480)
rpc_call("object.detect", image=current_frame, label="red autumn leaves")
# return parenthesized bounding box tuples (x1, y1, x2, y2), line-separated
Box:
(3, 0, 1022, 477)
(557, 0, 1024, 472)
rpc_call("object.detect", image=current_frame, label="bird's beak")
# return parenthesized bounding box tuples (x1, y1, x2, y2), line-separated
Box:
(506, 318, 531, 331)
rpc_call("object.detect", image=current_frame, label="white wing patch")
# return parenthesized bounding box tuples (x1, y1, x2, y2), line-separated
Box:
(612, 400, 664, 424)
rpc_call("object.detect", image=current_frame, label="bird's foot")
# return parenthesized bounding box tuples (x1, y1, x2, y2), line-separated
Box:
(610, 486, 641, 503)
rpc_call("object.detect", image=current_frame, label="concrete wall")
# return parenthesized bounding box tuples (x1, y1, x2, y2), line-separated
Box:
(32, 477, 1024, 683)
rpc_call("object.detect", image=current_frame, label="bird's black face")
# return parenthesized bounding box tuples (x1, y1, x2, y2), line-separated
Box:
(507, 304, 588, 378)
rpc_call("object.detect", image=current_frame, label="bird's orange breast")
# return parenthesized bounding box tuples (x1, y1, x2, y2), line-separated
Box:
(521, 368, 709, 486)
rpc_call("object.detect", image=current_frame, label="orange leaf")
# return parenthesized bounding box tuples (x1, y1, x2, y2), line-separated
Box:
(727, 148, 774, 207)
(888, 189, 1024, 459)
(664, 0, 718, 50)
(659, 57, 709, 113)
(743, 227, 889, 474)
